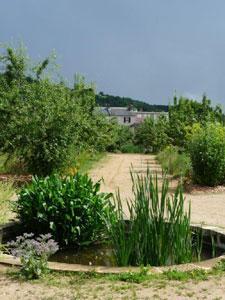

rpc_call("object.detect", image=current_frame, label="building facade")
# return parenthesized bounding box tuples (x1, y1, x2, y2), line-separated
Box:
(100, 107, 168, 126)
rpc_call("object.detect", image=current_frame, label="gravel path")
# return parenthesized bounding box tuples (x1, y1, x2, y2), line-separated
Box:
(90, 153, 225, 228)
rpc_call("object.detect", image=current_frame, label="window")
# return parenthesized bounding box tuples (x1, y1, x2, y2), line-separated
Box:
(124, 116, 131, 123)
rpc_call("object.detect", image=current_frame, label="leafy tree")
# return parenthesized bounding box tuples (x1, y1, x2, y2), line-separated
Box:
(106, 124, 134, 152)
(134, 116, 170, 153)
(168, 95, 223, 147)
(96, 92, 168, 112)
(0, 45, 119, 175)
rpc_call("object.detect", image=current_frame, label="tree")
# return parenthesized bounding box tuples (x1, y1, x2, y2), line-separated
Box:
(134, 116, 169, 153)
(0, 45, 119, 175)
(168, 95, 223, 147)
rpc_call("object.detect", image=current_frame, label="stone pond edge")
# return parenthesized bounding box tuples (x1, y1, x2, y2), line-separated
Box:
(1, 222, 225, 274)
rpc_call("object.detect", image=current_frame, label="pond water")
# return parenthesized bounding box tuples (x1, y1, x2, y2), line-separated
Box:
(49, 243, 224, 267)
(49, 244, 116, 266)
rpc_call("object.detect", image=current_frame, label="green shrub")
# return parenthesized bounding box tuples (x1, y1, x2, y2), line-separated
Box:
(157, 146, 191, 178)
(188, 122, 225, 186)
(15, 174, 112, 246)
(105, 170, 195, 266)
(168, 95, 223, 147)
(120, 143, 143, 153)
(134, 116, 170, 153)
(106, 124, 134, 152)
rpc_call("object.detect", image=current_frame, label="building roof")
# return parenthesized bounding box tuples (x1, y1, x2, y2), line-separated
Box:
(97, 106, 168, 117)
(99, 107, 137, 116)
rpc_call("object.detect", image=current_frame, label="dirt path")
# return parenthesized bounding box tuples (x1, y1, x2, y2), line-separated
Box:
(90, 153, 225, 228)
(90, 153, 176, 214)
(0, 266, 225, 299)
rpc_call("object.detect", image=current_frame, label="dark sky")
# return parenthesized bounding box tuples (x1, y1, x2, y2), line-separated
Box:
(1, 0, 225, 106)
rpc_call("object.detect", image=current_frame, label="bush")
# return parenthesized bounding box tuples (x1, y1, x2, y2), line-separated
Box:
(120, 143, 143, 153)
(188, 122, 225, 186)
(15, 174, 112, 246)
(168, 95, 223, 147)
(157, 146, 191, 178)
(134, 116, 170, 153)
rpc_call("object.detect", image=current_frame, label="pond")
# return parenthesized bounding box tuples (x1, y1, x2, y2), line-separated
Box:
(49, 238, 225, 267)
(1, 222, 225, 267)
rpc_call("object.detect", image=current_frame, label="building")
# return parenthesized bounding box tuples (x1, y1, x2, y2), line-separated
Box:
(99, 107, 168, 126)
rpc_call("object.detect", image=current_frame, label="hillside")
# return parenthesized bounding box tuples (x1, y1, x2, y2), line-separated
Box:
(96, 92, 168, 112)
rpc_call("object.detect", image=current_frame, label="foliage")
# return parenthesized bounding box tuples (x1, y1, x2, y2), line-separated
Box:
(163, 269, 208, 281)
(65, 151, 106, 175)
(0, 46, 119, 176)
(157, 146, 191, 178)
(105, 170, 195, 267)
(120, 143, 143, 153)
(7, 233, 58, 279)
(108, 268, 208, 283)
(188, 122, 225, 186)
(134, 116, 170, 153)
(15, 174, 112, 246)
(0, 181, 14, 224)
(96, 92, 168, 112)
(106, 125, 134, 152)
(168, 95, 224, 147)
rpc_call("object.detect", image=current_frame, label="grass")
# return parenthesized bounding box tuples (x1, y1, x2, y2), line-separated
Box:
(65, 151, 106, 175)
(157, 146, 191, 178)
(7, 259, 225, 285)
(0, 151, 106, 176)
(105, 169, 195, 266)
(76, 152, 106, 174)
(0, 181, 15, 224)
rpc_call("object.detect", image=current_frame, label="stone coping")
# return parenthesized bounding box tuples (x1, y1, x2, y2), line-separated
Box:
(0, 222, 225, 274)
(0, 253, 225, 274)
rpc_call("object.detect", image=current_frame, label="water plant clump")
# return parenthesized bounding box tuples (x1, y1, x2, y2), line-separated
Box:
(15, 173, 112, 246)
(105, 169, 195, 267)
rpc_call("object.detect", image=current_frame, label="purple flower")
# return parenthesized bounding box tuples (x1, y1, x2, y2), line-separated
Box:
(7, 233, 58, 259)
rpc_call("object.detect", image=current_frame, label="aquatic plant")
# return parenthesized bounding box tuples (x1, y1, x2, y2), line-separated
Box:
(105, 169, 194, 266)
(15, 173, 112, 246)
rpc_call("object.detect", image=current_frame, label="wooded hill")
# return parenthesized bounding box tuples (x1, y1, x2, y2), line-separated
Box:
(96, 92, 168, 112)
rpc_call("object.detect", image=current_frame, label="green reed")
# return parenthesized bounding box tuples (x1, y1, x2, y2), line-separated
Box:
(105, 169, 196, 266)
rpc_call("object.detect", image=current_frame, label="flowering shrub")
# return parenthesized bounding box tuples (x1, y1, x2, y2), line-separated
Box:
(7, 233, 58, 279)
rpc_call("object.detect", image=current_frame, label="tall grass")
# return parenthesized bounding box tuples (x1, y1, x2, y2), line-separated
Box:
(0, 181, 14, 224)
(157, 146, 191, 178)
(64, 151, 106, 175)
(105, 169, 194, 266)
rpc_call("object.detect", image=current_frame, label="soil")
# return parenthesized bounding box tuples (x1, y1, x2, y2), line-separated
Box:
(0, 265, 225, 299)
(1, 153, 225, 299)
